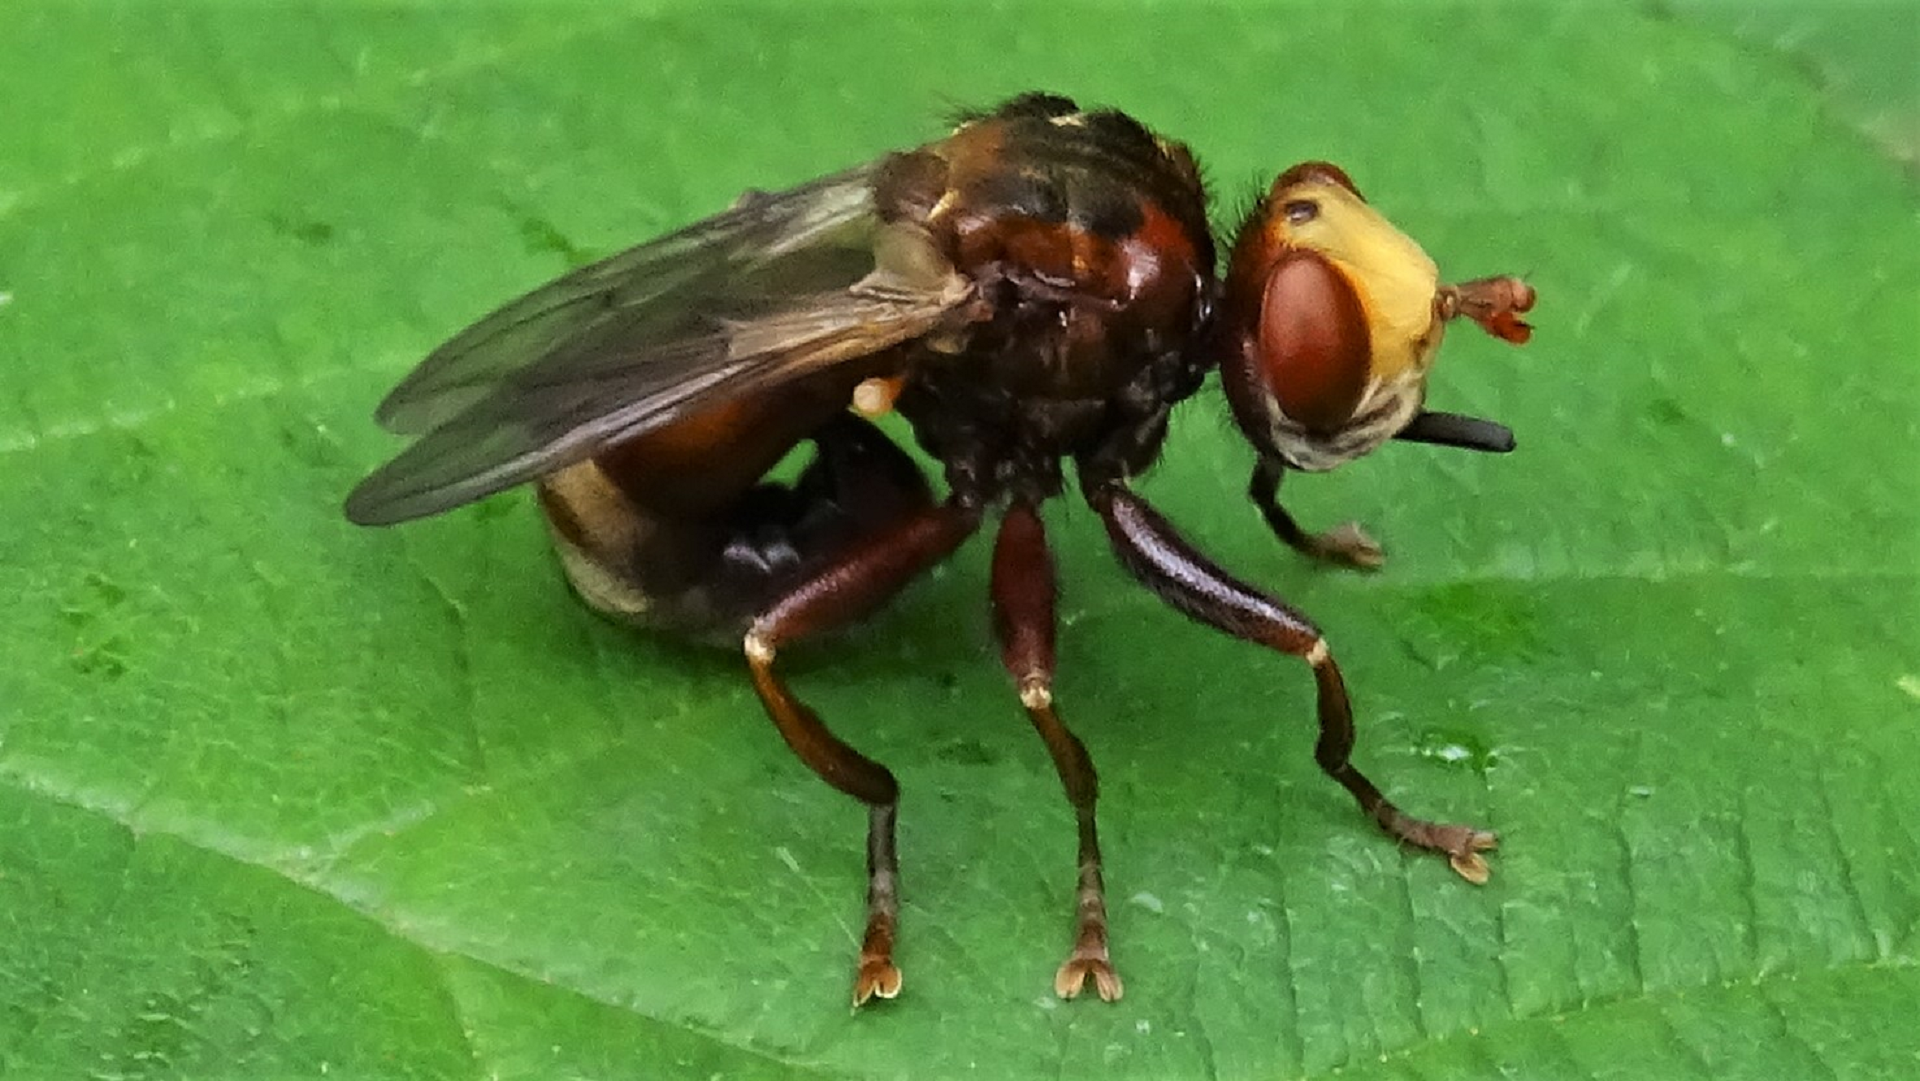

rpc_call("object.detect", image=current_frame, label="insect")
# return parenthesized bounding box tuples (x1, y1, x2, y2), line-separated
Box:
(345, 93, 1535, 1006)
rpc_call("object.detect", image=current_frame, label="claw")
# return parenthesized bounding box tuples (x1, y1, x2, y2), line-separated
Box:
(1438, 827, 1499, 885)
(1381, 813, 1499, 884)
(1316, 521, 1385, 571)
(852, 957, 903, 1007)
(1055, 951, 1124, 1002)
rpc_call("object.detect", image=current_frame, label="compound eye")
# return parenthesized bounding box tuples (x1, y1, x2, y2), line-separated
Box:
(1257, 248, 1371, 434)
(1282, 199, 1319, 225)
(1271, 161, 1365, 201)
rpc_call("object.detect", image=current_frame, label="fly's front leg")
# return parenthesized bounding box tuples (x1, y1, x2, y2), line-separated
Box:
(1249, 458, 1383, 571)
(1088, 483, 1495, 883)
(990, 501, 1120, 1002)
(745, 500, 980, 1006)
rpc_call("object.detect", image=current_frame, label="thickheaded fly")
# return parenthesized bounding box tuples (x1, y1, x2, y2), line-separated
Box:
(347, 92, 1535, 1006)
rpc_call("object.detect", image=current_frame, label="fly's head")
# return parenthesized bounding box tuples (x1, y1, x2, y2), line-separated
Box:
(1217, 162, 1534, 471)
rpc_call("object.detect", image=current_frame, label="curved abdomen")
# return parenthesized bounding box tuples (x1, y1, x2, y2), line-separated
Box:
(538, 371, 932, 641)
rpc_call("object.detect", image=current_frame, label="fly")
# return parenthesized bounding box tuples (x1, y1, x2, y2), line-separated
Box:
(346, 92, 1536, 1005)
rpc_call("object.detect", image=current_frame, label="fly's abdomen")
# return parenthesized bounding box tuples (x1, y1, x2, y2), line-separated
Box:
(538, 388, 934, 642)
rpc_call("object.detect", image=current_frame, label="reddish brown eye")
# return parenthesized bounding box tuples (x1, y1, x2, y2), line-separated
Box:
(1257, 249, 1371, 435)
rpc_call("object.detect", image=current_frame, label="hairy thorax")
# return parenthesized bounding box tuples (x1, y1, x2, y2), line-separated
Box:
(876, 95, 1218, 505)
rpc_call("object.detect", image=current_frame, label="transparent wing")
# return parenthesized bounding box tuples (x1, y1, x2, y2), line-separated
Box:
(374, 166, 880, 435)
(344, 166, 975, 526)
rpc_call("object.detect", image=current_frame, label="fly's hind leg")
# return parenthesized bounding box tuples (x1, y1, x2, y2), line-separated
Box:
(737, 417, 982, 1003)
(539, 414, 980, 1004)
(746, 497, 979, 1004)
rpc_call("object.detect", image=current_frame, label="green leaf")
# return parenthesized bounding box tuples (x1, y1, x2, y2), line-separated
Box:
(3, 2, 1915, 1078)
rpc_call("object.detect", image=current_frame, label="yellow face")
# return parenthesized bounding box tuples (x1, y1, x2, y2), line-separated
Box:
(1264, 173, 1444, 383)
(1216, 160, 1536, 473)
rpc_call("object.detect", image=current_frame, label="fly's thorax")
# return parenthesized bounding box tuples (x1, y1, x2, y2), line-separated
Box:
(924, 95, 1214, 383)
(867, 94, 1221, 503)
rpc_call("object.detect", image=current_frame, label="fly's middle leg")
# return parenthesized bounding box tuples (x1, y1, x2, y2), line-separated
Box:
(991, 499, 1122, 1002)
(743, 498, 979, 1003)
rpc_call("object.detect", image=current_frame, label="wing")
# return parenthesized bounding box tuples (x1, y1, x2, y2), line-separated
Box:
(343, 166, 976, 526)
